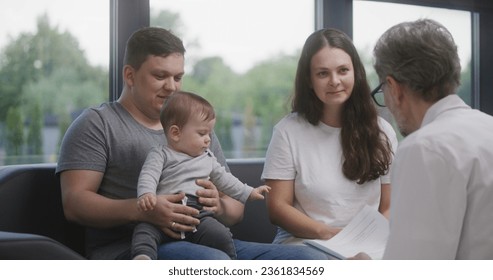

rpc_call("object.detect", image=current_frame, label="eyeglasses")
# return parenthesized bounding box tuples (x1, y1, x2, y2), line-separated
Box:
(370, 82, 386, 107)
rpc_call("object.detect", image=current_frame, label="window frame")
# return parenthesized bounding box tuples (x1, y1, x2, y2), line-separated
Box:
(315, 0, 493, 114)
(109, 0, 150, 101)
(109, 0, 493, 115)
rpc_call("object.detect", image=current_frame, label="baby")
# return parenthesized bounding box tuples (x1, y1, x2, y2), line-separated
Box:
(131, 91, 270, 260)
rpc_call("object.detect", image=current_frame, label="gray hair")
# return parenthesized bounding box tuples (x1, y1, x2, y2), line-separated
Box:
(373, 19, 461, 102)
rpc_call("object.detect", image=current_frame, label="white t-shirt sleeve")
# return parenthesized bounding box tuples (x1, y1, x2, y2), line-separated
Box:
(262, 119, 296, 180)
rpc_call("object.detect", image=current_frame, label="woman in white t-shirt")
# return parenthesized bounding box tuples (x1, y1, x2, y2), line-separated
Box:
(261, 28, 398, 245)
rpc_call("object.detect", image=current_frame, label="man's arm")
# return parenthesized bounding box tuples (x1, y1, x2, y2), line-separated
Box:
(60, 169, 200, 238)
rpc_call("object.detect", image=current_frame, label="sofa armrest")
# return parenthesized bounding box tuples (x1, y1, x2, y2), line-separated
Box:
(0, 231, 85, 260)
(0, 163, 85, 257)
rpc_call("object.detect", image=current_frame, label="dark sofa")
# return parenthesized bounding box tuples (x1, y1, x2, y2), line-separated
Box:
(0, 159, 276, 259)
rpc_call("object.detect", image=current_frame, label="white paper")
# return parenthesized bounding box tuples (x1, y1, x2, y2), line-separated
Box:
(304, 205, 389, 259)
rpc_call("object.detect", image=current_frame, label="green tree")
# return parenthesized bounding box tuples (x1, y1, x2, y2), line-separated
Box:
(23, 67, 106, 117)
(239, 53, 299, 152)
(150, 9, 201, 66)
(26, 102, 43, 157)
(151, 10, 185, 37)
(0, 13, 107, 162)
(184, 57, 240, 154)
(0, 13, 98, 122)
(57, 111, 71, 153)
(5, 107, 24, 159)
(182, 54, 299, 157)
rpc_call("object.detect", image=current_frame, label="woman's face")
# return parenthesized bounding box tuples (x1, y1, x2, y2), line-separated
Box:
(310, 46, 354, 109)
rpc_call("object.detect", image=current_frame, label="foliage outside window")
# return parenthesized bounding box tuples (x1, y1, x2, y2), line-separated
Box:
(353, 1, 472, 141)
(0, 14, 108, 165)
(0, 1, 475, 165)
(150, 1, 313, 158)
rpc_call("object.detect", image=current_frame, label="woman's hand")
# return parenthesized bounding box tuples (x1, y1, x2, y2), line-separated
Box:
(347, 252, 372, 260)
(319, 224, 343, 240)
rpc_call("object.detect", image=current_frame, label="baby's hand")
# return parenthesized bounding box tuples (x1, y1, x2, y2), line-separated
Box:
(137, 193, 157, 211)
(248, 185, 271, 200)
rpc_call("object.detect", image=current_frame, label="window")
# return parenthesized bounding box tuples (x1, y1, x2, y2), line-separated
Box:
(0, 0, 487, 165)
(150, 0, 315, 158)
(0, 0, 109, 165)
(353, 0, 472, 139)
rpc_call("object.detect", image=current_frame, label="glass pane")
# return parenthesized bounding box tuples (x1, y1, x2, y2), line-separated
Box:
(0, 0, 109, 165)
(150, 0, 314, 159)
(353, 0, 472, 140)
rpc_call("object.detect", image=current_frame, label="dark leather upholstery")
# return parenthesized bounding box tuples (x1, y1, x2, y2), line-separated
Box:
(228, 159, 277, 243)
(0, 160, 276, 259)
(0, 163, 85, 259)
(0, 231, 84, 260)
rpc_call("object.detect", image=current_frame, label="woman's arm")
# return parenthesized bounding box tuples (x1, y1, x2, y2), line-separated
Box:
(379, 183, 391, 219)
(266, 179, 341, 240)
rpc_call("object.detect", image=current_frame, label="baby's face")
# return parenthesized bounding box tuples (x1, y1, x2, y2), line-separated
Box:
(176, 115, 216, 157)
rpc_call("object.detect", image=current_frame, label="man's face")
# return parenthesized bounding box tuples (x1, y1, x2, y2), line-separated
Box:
(130, 53, 185, 120)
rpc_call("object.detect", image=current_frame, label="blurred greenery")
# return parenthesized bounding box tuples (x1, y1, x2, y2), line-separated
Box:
(0, 10, 472, 164)
(0, 14, 107, 164)
(5, 107, 24, 157)
(151, 10, 300, 157)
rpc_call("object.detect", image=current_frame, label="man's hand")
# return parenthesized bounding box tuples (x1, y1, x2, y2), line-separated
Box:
(195, 179, 245, 227)
(144, 193, 200, 239)
(195, 179, 220, 214)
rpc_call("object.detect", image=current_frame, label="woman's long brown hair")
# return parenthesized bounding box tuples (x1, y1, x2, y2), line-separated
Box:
(292, 29, 392, 184)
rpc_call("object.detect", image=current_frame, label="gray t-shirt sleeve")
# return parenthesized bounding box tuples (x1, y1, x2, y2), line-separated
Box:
(56, 107, 108, 174)
(56, 103, 166, 199)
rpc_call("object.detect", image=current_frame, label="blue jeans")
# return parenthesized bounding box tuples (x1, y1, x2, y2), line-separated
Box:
(157, 239, 329, 260)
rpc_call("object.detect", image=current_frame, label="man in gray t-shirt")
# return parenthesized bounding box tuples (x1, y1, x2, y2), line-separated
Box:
(57, 27, 328, 260)
(57, 101, 228, 258)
